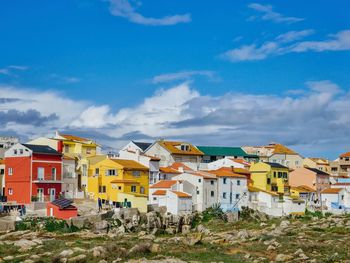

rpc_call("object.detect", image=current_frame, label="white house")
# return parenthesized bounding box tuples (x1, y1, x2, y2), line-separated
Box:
(207, 167, 248, 211)
(172, 170, 218, 212)
(321, 188, 350, 214)
(199, 157, 250, 171)
(248, 186, 305, 217)
(121, 141, 152, 154)
(149, 180, 193, 215)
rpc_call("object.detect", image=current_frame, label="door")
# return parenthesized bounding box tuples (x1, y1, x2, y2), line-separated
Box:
(50, 207, 54, 216)
(37, 188, 44, 202)
(50, 188, 56, 202)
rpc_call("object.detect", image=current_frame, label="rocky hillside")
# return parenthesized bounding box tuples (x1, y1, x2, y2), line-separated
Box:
(1, 208, 350, 262)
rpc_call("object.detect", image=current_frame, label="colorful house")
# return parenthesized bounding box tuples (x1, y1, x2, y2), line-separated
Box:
(145, 140, 204, 167)
(207, 167, 248, 211)
(290, 185, 317, 205)
(47, 198, 78, 219)
(289, 167, 330, 200)
(197, 146, 258, 163)
(87, 158, 149, 212)
(0, 159, 5, 197)
(249, 162, 290, 194)
(5, 143, 63, 204)
(321, 188, 350, 213)
(303, 157, 330, 173)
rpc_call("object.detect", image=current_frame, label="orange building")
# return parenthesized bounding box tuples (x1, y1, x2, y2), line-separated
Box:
(47, 199, 78, 219)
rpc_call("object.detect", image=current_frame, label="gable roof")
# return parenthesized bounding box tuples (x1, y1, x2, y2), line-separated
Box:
(305, 167, 330, 176)
(229, 158, 251, 166)
(321, 188, 342, 194)
(264, 162, 289, 169)
(207, 167, 247, 178)
(22, 144, 61, 156)
(110, 159, 148, 171)
(248, 186, 279, 196)
(266, 143, 298, 155)
(170, 162, 193, 171)
(232, 168, 251, 175)
(150, 180, 177, 189)
(157, 141, 203, 156)
(132, 141, 152, 152)
(59, 134, 89, 142)
(291, 185, 316, 193)
(159, 167, 182, 174)
(171, 190, 192, 198)
(110, 179, 140, 184)
(340, 151, 350, 158)
(196, 146, 248, 157)
(309, 157, 329, 164)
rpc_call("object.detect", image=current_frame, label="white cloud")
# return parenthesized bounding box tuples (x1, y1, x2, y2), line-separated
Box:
(248, 3, 303, 24)
(221, 29, 350, 62)
(48, 74, 80, 84)
(0, 65, 28, 76)
(152, 70, 217, 84)
(1, 81, 350, 157)
(106, 0, 191, 26)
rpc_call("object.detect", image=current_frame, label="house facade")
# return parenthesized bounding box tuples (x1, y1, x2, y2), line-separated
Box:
(197, 146, 258, 163)
(0, 136, 19, 158)
(250, 162, 290, 194)
(145, 140, 203, 167)
(121, 141, 152, 154)
(338, 151, 350, 177)
(0, 159, 5, 197)
(5, 143, 63, 204)
(207, 167, 248, 211)
(243, 143, 303, 169)
(321, 188, 350, 213)
(87, 158, 149, 212)
(289, 167, 330, 200)
(303, 157, 330, 173)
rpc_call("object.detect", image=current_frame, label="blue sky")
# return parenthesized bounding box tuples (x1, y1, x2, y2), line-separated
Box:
(0, 0, 349, 158)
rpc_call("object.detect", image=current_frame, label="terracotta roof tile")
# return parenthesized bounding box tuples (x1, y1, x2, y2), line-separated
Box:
(207, 167, 247, 178)
(111, 159, 148, 170)
(340, 151, 350, 158)
(110, 179, 140, 184)
(158, 141, 203, 156)
(170, 162, 193, 171)
(150, 180, 177, 189)
(171, 190, 192, 198)
(160, 167, 181, 174)
(153, 190, 166, 196)
(321, 188, 342, 194)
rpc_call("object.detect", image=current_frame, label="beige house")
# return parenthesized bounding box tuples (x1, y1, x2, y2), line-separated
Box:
(303, 158, 330, 173)
(243, 143, 303, 169)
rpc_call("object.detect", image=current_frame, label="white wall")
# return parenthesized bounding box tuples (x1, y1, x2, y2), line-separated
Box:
(217, 177, 248, 211)
(203, 158, 245, 171)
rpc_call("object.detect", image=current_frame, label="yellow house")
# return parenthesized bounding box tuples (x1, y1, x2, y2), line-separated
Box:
(249, 162, 290, 194)
(88, 158, 149, 212)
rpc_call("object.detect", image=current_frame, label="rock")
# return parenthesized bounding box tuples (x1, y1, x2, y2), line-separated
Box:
(92, 246, 106, 258)
(267, 245, 275, 251)
(150, 243, 160, 253)
(237, 229, 250, 240)
(128, 243, 151, 255)
(181, 225, 191, 234)
(299, 253, 309, 260)
(226, 211, 239, 222)
(138, 231, 147, 237)
(294, 248, 304, 255)
(3, 256, 14, 261)
(280, 220, 290, 229)
(196, 224, 210, 235)
(275, 254, 293, 262)
(13, 239, 38, 251)
(23, 260, 35, 263)
(30, 255, 40, 260)
(112, 259, 122, 263)
(0, 219, 15, 232)
(165, 228, 176, 235)
(70, 217, 91, 229)
(68, 255, 87, 263)
(73, 247, 86, 253)
(94, 220, 109, 232)
(182, 233, 202, 246)
(59, 249, 74, 258)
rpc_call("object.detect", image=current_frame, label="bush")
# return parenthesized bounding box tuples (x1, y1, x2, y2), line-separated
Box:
(201, 204, 226, 222)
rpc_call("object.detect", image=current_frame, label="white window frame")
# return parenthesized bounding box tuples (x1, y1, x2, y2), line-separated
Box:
(8, 167, 13, 176)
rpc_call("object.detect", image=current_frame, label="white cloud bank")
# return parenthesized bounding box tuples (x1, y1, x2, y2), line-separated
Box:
(152, 70, 217, 84)
(221, 29, 350, 62)
(106, 0, 191, 26)
(1, 81, 350, 157)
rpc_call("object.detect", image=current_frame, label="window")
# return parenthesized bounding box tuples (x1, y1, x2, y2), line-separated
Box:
(153, 197, 157, 201)
(8, 167, 13, 176)
(283, 172, 288, 179)
(0, 169, 4, 175)
(19, 149, 23, 154)
(211, 191, 214, 197)
(342, 195, 344, 200)
(197, 190, 200, 195)
(95, 168, 99, 175)
(140, 186, 145, 194)
(8, 188, 13, 195)
(118, 186, 122, 190)
(98, 186, 106, 193)
(223, 178, 227, 184)
(223, 192, 227, 199)
(271, 185, 278, 191)
(86, 148, 91, 154)
(267, 178, 271, 184)
(180, 144, 190, 151)
(295, 161, 299, 165)
(278, 172, 282, 178)
(51, 168, 56, 180)
(132, 171, 140, 177)
(198, 178, 202, 183)
(236, 194, 240, 199)
(210, 180, 214, 185)
(237, 180, 240, 186)
(38, 167, 44, 180)
(131, 185, 137, 192)
(13, 149, 17, 155)
(273, 172, 276, 178)
(346, 158, 350, 162)
(64, 145, 69, 153)
(106, 169, 116, 176)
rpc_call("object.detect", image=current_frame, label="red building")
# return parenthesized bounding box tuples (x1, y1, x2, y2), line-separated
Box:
(47, 198, 78, 219)
(5, 143, 63, 204)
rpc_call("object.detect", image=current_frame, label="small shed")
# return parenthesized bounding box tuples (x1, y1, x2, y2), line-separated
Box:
(47, 198, 78, 219)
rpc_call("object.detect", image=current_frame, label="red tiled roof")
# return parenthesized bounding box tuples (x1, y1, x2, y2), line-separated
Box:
(340, 151, 350, 157)
(153, 190, 166, 196)
(171, 191, 191, 198)
(159, 167, 181, 174)
(170, 162, 193, 171)
(207, 167, 247, 178)
(150, 180, 177, 189)
(321, 188, 342, 194)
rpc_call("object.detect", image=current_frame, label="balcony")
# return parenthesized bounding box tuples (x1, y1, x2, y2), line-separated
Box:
(33, 175, 62, 183)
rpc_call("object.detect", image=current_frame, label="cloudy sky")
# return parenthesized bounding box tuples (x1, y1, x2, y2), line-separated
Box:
(0, 0, 349, 158)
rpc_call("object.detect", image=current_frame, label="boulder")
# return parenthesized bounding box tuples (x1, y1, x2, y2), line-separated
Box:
(68, 255, 87, 263)
(182, 233, 202, 246)
(94, 220, 109, 232)
(181, 225, 191, 234)
(59, 249, 74, 258)
(275, 254, 293, 262)
(92, 246, 106, 258)
(226, 212, 239, 222)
